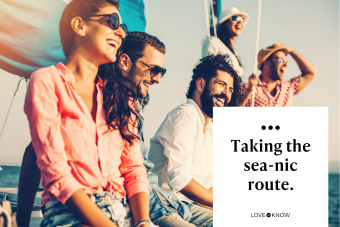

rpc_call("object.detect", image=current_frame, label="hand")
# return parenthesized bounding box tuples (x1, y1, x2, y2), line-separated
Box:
(272, 43, 294, 54)
(247, 73, 259, 91)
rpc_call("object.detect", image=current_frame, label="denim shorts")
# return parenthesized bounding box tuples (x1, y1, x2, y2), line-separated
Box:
(40, 191, 134, 227)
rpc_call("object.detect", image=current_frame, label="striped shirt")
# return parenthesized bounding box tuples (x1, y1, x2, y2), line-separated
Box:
(245, 76, 300, 107)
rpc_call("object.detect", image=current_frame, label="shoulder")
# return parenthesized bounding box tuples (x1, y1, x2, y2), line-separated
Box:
(167, 102, 200, 124)
(29, 65, 61, 86)
(204, 36, 219, 44)
(202, 37, 220, 56)
(283, 76, 300, 86)
(203, 36, 225, 48)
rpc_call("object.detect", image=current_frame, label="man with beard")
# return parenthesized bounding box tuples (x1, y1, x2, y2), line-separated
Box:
(118, 31, 214, 227)
(148, 54, 243, 223)
(241, 43, 317, 107)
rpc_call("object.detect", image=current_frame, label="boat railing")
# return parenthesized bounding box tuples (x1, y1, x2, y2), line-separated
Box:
(0, 192, 42, 212)
(0, 200, 17, 227)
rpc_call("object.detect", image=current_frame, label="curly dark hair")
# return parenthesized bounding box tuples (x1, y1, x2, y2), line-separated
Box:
(186, 54, 243, 106)
(121, 31, 165, 61)
(59, 0, 119, 57)
(99, 63, 140, 145)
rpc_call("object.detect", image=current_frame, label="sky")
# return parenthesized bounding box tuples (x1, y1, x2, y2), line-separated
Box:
(0, 0, 338, 166)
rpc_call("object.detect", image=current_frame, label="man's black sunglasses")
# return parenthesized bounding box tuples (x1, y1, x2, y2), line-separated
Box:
(130, 56, 166, 78)
(138, 60, 166, 78)
(89, 13, 128, 37)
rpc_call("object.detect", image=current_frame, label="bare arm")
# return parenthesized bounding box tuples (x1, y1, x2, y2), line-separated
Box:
(180, 179, 213, 208)
(129, 192, 150, 227)
(17, 143, 41, 227)
(65, 189, 117, 227)
(239, 73, 259, 107)
(274, 43, 318, 93)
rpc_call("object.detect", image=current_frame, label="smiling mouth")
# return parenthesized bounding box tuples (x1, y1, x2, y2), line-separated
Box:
(142, 82, 152, 89)
(107, 40, 118, 48)
(235, 25, 242, 29)
(216, 97, 225, 106)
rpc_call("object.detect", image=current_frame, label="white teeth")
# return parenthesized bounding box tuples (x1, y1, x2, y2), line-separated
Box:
(217, 98, 225, 105)
(107, 40, 118, 47)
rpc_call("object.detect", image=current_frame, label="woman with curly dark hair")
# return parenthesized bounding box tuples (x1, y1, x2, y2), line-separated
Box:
(202, 7, 249, 77)
(23, 0, 154, 226)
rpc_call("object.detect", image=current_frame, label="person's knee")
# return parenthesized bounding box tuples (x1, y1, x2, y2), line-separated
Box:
(155, 213, 196, 227)
(189, 204, 213, 227)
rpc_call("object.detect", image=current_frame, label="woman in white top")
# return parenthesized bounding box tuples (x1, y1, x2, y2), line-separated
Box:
(202, 7, 249, 76)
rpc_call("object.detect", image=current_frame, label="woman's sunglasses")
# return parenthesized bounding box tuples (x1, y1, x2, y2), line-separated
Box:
(230, 15, 245, 23)
(89, 13, 128, 37)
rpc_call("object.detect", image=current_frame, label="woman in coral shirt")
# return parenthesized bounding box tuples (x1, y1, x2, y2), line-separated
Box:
(24, 0, 153, 226)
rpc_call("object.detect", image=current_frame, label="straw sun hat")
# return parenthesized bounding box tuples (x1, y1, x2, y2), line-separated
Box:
(257, 45, 288, 70)
(219, 7, 249, 26)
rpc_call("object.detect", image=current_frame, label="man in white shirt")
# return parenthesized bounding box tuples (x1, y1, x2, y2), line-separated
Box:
(148, 54, 243, 225)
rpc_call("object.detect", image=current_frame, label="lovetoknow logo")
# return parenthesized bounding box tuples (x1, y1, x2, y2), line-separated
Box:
(251, 213, 291, 218)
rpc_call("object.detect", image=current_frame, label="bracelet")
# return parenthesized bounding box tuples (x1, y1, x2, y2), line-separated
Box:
(135, 219, 153, 227)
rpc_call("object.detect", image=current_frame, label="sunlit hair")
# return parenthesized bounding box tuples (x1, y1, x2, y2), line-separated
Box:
(186, 54, 243, 106)
(59, 0, 119, 58)
(99, 63, 141, 145)
(217, 20, 242, 67)
(121, 31, 165, 62)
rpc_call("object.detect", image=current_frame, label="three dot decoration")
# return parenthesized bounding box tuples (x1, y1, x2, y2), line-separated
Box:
(262, 125, 280, 130)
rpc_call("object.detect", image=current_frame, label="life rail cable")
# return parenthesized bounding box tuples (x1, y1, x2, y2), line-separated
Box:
(0, 77, 27, 144)
(252, 0, 262, 107)
(209, 0, 217, 37)
(204, 0, 211, 37)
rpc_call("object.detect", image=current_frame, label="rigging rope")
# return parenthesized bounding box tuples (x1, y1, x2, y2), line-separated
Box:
(0, 77, 26, 144)
(204, 0, 211, 37)
(252, 0, 262, 107)
(209, 0, 217, 37)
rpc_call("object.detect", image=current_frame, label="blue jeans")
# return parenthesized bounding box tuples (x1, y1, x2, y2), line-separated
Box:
(139, 112, 192, 223)
(155, 203, 213, 227)
(40, 191, 155, 227)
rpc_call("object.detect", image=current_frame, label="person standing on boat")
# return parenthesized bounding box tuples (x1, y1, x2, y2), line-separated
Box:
(148, 54, 244, 227)
(22, 0, 155, 226)
(202, 7, 249, 77)
(241, 43, 318, 107)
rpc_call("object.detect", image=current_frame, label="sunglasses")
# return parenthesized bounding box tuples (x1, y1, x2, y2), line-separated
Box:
(136, 59, 167, 78)
(230, 15, 245, 23)
(268, 58, 288, 65)
(89, 13, 128, 37)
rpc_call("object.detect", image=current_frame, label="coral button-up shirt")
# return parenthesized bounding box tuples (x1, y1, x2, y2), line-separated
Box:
(24, 63, 150, 206)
